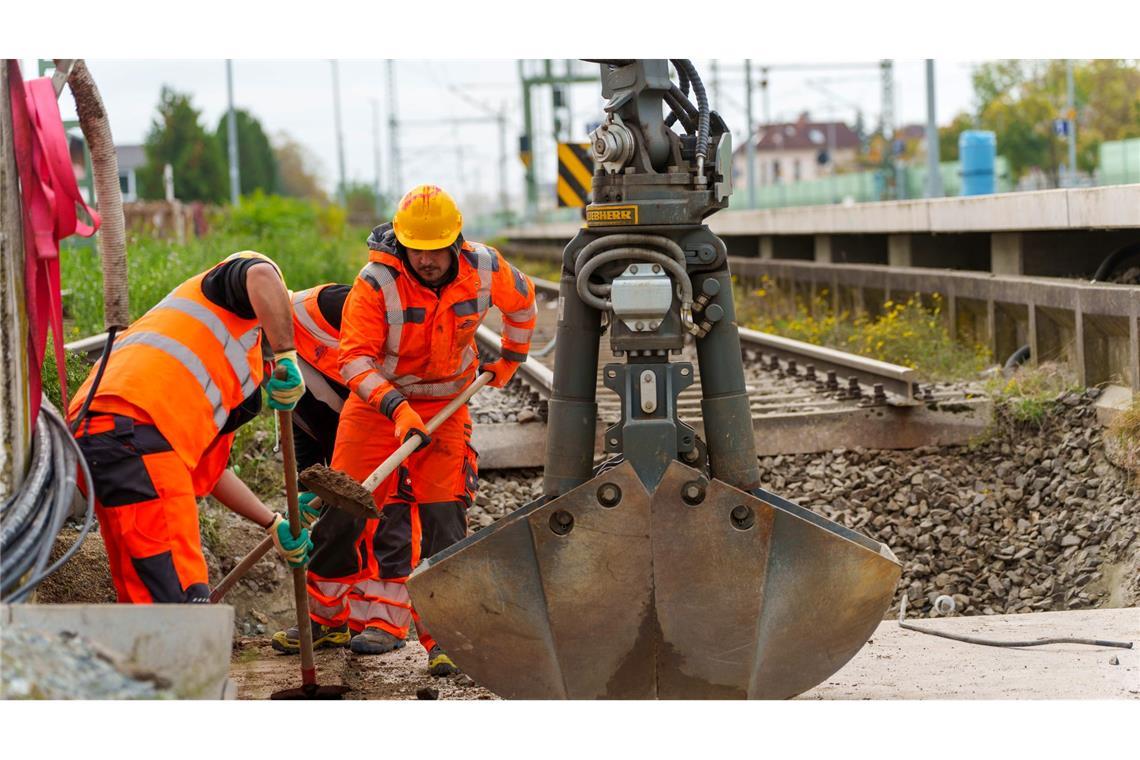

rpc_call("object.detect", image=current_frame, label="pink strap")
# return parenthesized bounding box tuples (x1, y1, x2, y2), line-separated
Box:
(7, 61, 101, 420)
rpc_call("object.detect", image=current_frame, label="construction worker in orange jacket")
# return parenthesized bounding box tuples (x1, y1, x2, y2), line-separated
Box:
(67, 251, 313, 604)
(276, 185, 537, 675)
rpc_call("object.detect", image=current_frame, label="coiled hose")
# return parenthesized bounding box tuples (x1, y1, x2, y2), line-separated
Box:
(1, 401, 96, 603)
(573, 234, 696, 333)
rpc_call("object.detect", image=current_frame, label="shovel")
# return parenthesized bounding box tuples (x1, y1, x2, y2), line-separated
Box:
(269, 370, 351, 700)
(210, 485, 379, 604)
(299, 371, 493, 515)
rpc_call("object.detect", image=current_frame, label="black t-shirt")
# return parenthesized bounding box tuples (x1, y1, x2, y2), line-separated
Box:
(200, 257, 269, 318)
(316, 284, 351, 331)
(200, 258, 276, 433)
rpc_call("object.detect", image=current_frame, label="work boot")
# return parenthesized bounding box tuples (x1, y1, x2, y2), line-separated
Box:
(427, 645, 460, 677)
(349, 626, 407, 655)
(271, 620, 351, 654)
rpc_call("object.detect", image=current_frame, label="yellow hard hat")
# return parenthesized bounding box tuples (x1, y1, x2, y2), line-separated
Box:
(392, 184, 463, 250)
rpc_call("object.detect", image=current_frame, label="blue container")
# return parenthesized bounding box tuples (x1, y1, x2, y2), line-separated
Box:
(959, 130, 996, 195)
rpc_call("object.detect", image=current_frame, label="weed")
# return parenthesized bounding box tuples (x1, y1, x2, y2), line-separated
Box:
(735, 279, 991, 382)
(198, 507, 222, 556)
(984, 362, 1080, 435)
(1106, 395, 1140, 478)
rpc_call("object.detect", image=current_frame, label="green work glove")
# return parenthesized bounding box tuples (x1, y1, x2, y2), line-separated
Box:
(267, 350, 305, 411)
(266, 514, 313, 568)
(298, 490, 323, 530)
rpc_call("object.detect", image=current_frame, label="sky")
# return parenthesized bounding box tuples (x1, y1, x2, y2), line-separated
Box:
(30, 57, 982, 217)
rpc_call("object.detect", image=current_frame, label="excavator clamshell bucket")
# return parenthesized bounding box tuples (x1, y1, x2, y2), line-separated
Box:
(408, 460, 901, 699)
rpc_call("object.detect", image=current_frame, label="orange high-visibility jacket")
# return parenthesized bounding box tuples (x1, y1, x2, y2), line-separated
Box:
(69, 252, 277, 469)
(292, 284, 342, 382)
(339, 239, 537, 414)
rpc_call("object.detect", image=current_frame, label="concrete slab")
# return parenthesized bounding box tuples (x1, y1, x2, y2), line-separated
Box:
(800, 607, 1139, 699)
(1095, 384, 1135, 427)
(2, 603, 235, 699)
(929, 189, 1071, 232)
(1067, 184, 1140, 228)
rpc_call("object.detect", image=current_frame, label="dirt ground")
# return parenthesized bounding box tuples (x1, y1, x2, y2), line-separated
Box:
(229, 636, 497, 700)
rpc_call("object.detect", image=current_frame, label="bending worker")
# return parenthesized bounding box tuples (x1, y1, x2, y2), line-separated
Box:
(275, 185, 536, 676)
(68, 251, 313, 604)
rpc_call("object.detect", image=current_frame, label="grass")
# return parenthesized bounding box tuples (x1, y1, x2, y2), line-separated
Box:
(61, 192, 371, 337)
(504, 254, 563, 284)
(734, 275, 992, 382)
(984, 362, 1081, 434)
(1106, 395, 1140, 478)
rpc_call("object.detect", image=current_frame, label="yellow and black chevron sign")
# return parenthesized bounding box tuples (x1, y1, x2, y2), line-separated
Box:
(557, 142, 594, 207)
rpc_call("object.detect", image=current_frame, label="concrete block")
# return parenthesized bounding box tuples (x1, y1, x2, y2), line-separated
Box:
(2, 603, 235, 699)
(992, 232, 1025, 275)
(887, 234, 913, 267)
(1095, 384, 1135, 427)
(759, 236, 774, 260)
(813, 234, 833, 263)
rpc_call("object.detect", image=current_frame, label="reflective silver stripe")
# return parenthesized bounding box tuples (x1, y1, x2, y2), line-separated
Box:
(155, 296, 259, 399)
(502, 323, 533, 344)
(340, 356, 375, 384)
(299, 358, 345, 413)
(470, 244, 494, 312)
(309, 580, 350, 619)
(112, 331, 228, 430)
(354, 371, 385, 402)
(360, 262, 405, 378)
(401, 349, 475, 397)
(349, 578, 413, 630)
(292, 289, 338, 348)
(506, 302, 538, 322)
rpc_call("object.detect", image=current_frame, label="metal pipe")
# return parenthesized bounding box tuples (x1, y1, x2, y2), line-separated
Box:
(226, 60, 240, 205)
(924, 59, 943, 198)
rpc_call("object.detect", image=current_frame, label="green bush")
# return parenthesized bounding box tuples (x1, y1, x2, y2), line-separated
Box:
(61, 193, 369, 337)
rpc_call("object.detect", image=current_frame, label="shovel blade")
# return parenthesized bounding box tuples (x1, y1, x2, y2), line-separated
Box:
(408, 460, 901, 699)
(299, 465, 381, 519)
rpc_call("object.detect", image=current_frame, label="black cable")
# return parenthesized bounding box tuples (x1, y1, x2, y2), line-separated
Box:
(666, 61, 691, 129)
(664, 86, 697, 133)
(1091, 242, 1140, 282)
(7, 404, 96, 602)
(897, 595, 1133, 650)
(69, 325, 118, 434)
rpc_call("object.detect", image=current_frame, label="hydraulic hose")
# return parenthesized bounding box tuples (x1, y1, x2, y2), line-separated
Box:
(575, 248, 695, 332)
(671, 60, 710, 178)
(665, 64, 693, 129)
(576, 233, 688, 272)
(664, 85, 698, 134)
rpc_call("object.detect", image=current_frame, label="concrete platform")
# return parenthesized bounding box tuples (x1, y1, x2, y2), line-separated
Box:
(801, 607, 1139, 699)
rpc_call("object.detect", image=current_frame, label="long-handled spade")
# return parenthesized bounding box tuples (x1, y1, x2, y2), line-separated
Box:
(270, 370, 351, 700)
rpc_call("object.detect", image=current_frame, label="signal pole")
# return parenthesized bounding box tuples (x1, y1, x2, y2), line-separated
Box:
(1066, 60, 1077, 186)
(225, 59, 240, 205)
(745, 59, 756, 208)
(331, 60, 347, 204)
(371, 98, 383, 217)
(387, 60, 402, 194)
(924, 59, 943, 198)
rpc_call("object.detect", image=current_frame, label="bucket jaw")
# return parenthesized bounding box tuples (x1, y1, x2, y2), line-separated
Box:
(408, 459, 900, 699)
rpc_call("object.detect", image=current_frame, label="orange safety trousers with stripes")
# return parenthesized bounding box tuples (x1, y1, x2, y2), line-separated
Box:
(73, 413, 232, 604)
(306, 393, 476, 652)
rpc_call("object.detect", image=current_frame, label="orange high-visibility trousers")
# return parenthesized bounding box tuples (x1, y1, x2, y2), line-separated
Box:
(306, 393, 475, 652)
(73, 414, 229, 604)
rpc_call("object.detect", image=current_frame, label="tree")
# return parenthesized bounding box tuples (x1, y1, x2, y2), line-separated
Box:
(137, 87, 228, 203)
(938, 111, 974, 162)
(341, 181, 390, 227)
(273, 132, 328, 203)
(215, 109, 278, 197)
(968, 59, 1140, 182)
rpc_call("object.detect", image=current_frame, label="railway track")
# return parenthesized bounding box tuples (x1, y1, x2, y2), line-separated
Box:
(65, 277, 991, 472)
(471, 277, 991, 470)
